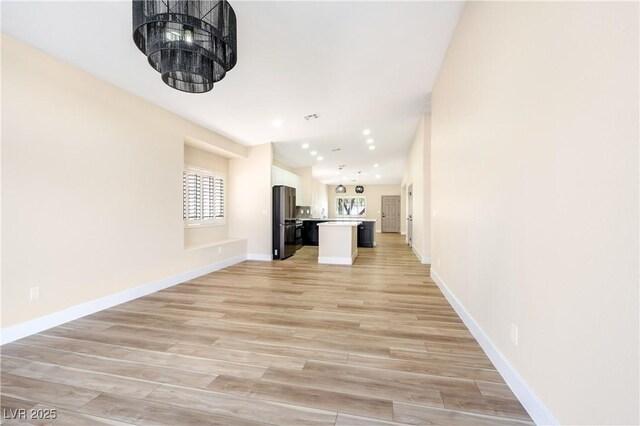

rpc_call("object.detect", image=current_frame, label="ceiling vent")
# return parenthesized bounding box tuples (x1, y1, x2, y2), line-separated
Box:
(304, 113, 320, 121)
(332, 148, 341, 152)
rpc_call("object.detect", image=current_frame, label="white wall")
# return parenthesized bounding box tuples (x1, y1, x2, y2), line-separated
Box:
(272, 159, 296, 174)
(402, 115, 431, 263)
(1, 35, 248, 329)
(422, 117, 431, 260)
(430, 2, 638, 424)
(229, 144, 273, 260)
(327, 185, 401, 233)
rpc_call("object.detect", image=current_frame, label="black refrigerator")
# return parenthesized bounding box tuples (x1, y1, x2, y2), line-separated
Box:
(272, 185, 297, 260)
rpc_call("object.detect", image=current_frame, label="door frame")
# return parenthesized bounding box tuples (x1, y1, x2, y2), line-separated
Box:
(407, 184, 413, 247)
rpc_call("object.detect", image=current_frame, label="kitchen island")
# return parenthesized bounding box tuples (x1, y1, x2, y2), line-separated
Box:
(317, 221, 360, 265)
(302, 218, 376, 248)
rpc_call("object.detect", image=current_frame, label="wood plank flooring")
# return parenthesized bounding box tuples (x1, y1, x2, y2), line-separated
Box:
(1, 233, 533, 425)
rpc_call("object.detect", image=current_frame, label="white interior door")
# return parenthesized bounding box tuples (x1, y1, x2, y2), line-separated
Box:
(381, 196, 401, 232)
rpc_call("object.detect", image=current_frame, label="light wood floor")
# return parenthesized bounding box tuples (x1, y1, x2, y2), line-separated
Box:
(1, 233, 532, 425)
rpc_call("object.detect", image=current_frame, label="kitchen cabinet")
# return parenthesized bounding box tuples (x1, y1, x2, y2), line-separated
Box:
(357, 221, 375, 248)
(303, 220, 374, 248)
(272, 166, 301, 202)
(303, 220, 326, 246)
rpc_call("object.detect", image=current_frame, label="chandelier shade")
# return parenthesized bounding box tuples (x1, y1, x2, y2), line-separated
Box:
(132, 0, 237, 93)
(355, 185, 364, 193)
(335, 184, 347, 194)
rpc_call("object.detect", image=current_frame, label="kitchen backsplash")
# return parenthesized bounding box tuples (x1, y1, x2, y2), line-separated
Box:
(296, 206, 311, 218)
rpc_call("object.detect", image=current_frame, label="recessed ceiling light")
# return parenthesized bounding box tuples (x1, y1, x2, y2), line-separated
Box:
(366, 138, 374, 144)
(310, 151, 317, 156)
(376, 174, 381, 179)
(369, 145, 375, 150)
(373, 163, 379, 167)
(302, 143, 309, 149)
(362, 129, 371, 136)
(317, 156, 323, 161)
(272, 119, 282, 127)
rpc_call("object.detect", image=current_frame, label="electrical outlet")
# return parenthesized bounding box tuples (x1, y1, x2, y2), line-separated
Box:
(433, 209, 437, 217)
(437, 257, 441, 267)
(217, 246, 222, 254)
(511, 323, 519, 346)
(30, 287, 40, 301)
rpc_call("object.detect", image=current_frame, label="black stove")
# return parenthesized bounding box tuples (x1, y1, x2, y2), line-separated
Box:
(295, 219, 303, 250)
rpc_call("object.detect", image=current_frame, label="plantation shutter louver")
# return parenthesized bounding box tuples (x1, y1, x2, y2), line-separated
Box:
(214, 177, 224, 218)
(186, 172, 201, 220)
(202, 175, 215, 220)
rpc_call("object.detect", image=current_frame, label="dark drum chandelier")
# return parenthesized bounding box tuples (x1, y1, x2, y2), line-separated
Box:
(132, 0, 237, 93)
(355, 185, 364, 194)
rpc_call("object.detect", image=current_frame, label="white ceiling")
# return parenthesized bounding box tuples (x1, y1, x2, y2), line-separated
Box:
(1, 1, 463, 185)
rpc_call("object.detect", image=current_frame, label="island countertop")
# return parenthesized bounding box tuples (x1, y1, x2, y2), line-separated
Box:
(300, 218, 376, 222)
(317, 221, 361, 227)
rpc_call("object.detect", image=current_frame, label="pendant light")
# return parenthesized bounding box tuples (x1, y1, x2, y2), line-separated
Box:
(335, 166, 347, 193)
(355, 172, 364, 193)
(132, 0, 238, 93)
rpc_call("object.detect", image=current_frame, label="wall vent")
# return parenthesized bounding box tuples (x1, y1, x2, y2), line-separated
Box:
(304, 113, 320, 121)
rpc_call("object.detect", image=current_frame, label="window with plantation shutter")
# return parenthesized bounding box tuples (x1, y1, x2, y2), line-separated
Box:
(183, 166, 225, 226)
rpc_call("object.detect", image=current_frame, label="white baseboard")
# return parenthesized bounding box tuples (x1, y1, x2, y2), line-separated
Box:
(1, 254, 246, 345)
(318, 256, 354, 265)
(411, 246, 432, 265)
(401, 231, 406, 235)
(429, 268, 558, 426)
(247, 253, 273, 261)
(412, 245, 421, 260)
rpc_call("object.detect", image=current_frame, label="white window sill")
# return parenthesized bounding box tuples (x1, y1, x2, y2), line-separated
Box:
(184, 221, 226, 228)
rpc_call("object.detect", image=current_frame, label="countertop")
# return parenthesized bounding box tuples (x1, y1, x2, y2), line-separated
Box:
(300, 218, 376, 222)
(317, 221, 361, 227)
